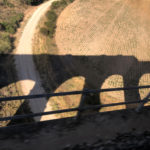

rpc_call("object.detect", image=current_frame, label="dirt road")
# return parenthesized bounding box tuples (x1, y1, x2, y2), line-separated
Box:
(15, 0, 57, 121)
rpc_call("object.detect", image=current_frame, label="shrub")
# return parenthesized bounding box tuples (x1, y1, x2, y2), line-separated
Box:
(60, 0, 67, 6)
(5, 23, 16, 33)
(51, 0, 67, 9)
(44, 20, 55, 28)
(0, 32, 12, 54)
(0, 13, 24, 33)
(48, 24, 56, 37)
(40, 27, 49, 36)
(44, 10, 57, 37)
(51, 1, 61, 9)
(41, 24, 56, 37)
(46, 10, 57, 21)
(69, 0, 74, 2)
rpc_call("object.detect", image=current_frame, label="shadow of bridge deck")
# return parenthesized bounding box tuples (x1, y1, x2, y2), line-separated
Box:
(1, 54, 150, 122)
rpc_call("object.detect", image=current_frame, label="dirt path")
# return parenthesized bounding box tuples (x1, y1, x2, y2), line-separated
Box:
(15, 0, 57, 121)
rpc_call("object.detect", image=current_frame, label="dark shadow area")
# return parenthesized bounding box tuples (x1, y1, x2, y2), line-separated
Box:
(8, 101, 34, 126)
(1, 106, 150, 141)
(1, 106, 150, 150)
(0, 54, 150, 124)
(30, 0, 44, 6)
(0, 54, 18, 113)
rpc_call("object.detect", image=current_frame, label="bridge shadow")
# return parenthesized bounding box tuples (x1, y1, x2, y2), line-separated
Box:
(0, 54, 150, 124)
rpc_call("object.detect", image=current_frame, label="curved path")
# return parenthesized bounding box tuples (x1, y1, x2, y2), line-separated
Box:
(15, 0, 57, 121)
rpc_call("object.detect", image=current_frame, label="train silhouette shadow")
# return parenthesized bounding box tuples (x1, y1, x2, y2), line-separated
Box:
(0, 54, 150, 124)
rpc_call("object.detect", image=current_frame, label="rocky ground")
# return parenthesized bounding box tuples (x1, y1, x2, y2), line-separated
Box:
(63, 131, 150, 150)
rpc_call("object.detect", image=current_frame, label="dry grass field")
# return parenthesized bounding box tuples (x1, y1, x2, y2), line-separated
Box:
(33, 0, 150, 118)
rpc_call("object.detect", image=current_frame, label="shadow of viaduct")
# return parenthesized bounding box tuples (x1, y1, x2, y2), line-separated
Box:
(0, 54, 150, 121)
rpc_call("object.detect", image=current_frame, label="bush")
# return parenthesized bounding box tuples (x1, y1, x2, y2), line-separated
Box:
(48, 24, 56, 37)
(0, 32, 12, 54)
(44, 20, 55, 28)
(51, 0, 67, 9)
(42, 10, 57, 37)
(60, 0, 67, 6)
(40, 27, 49, 36)
(69, 0, 74, 2)
(46, 10, 57, 21)
(51, 1, 61, 9)
(41, 25, 56, 37)
(1, 22, 15, 33)
(0, 13, 24, 33)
